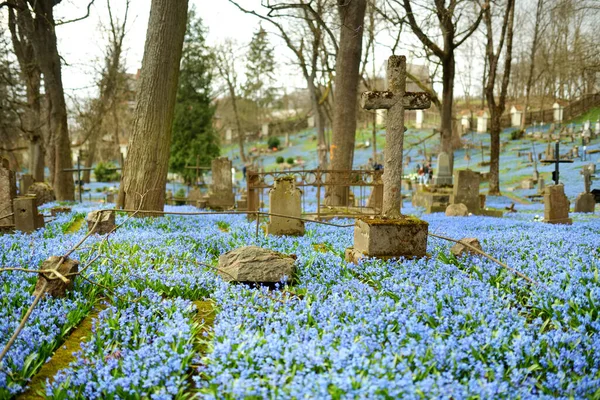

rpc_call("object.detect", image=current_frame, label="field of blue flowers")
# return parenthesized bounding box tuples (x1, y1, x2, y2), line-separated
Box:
(1, 198, 599, 399)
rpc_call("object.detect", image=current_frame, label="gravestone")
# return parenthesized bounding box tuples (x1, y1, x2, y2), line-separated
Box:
(521, 179, 534, 189)
(106, 192, 115, 203)
(266, 177, 305, 236)
(573, 146, 579, 159)
(33, 256, 78, 298)
(13, 196, 45, 233)
(51, 206, 71, 216)
(366, 170, 383, 210)
(432, 152, 453, 186)
(450, 170, 480, 214)
(86, 210, 116, 235)
(347, 55, 431, 263)
(20, 174, 34, 195)
(208, 157, 235, 209)
(445, 203, 468, 217)
(543, 184, 572, 224)
(574, 166, 595, 213)
(0, 158, 17, 228)
(527, 152, 533, 163)
(450, 237, 483, 258)
(188, 187, 203, 205)
(538, 177, 545, 194)
(27, 182, 55, 206)
(595, 119, 600, 136)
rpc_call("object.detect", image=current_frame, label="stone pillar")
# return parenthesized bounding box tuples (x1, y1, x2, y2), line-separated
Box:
(450, 170, 480, 214)
(266, 177, 305, 236)
(13, 196, 45, 233)
(208, 157, 235, 209)
(367, 171, 383, 209)
(543, 184, 572, 224)
(0, 158, 17, 227)
(247, 171, 260, 221)
(20, 174, 34, 195)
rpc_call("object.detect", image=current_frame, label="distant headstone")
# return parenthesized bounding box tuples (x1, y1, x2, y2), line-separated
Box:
(33, 256, 78, 298)
(0, 158, 17, 227)
(450, 170, 480, 214)
(217, 246, 296, 284)
(543, 184, 572, 224)
(432, 152, 453, 186)
(51, 206, 71, 216)
(521, 179, 534, 190)
(367, 171, 383, 210)
(445, 203, 469, 217)
(13, 196, 45, 233)
(86, 210, 116, 235)
(266, 177, 305, 236)
(106, 192, 115, 203)
(188, 187, 203, 204)
(595, 119, 600, 135)
(237, 193, 248, 211)
(208, 157, 235, 209)
(574, 166, 595, 213)
(527, 152, 533, 163)
(572, 146, 579, 159)
(450, 237, 482, 258)
(20, 174, 34, 195)
(27, 182, 55, 206)
(537, 177, 545, 194)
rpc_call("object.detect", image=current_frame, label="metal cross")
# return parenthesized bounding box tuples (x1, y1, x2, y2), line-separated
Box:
(540, 141, 574, 185)
(361, 55, 430, 217)
(185, 155, 210, 186)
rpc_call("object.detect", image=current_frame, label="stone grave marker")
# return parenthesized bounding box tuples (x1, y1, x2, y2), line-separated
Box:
(521, 179, 534, 189)
(208, 157, 235, 209)
(367, 170, 383, 210)
(543, 184, 572, 224)
(187, 187, 203, 205)
(13, 196, 45, 233)
(574, 166, 595, 213)
(346, 55, 431, 263)
(432, 152, 453, 186)
(450, 237, 483, 258)
(573, 146, 579, 159)
(33, 256, 79, 298)
(217, 246, 296, 284)
(0, 158, 17, 228)
(527, 152, 533, 163)
(450, 170, 480, 214)
(266, 177, 305, 236)
(27, 182, 55, 206)
(86, 210, 116, 235)
(20, 174, 34, 195)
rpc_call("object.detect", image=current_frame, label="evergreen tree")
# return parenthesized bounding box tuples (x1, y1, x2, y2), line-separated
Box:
(170, 8, 219, 184)
(244, 25, 276, 113)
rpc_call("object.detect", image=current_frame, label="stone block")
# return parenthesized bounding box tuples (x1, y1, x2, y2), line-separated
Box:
(33, 256, 78, 298)
(50, 206, 71, 216)
(574, 193, 595, 213)
(20, 174, 34, 195)
(432, 152, 453, 186)
(13, 196, 44, 233)
(480, 209, 504, 218)
(450, 169, 480, 214)
(446, 203, 469, 217)
(450, 237, 482, 258)
(217, 246, 296, 284)
(352, 216, 428, 259)
(543, 184, 572, 224)
(86, 210, 116, 235)
(521, 179, 534, 190)
(266, 177, 305, 236)
(26, 182, 55, 206)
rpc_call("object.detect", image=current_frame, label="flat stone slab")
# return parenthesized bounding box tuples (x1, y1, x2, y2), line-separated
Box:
(217, 246, 297, 284)
(352, 216, 428, 259)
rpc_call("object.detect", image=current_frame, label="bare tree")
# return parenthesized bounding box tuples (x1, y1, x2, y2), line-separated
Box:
(214, 40, 247, 163)
(385, 0, 484, 173)
(119, 0, 188, 211)
(483, 0, 515, 195)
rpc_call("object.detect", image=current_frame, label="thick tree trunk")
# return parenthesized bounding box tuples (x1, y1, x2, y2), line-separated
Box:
(229, 88, 247, 163)
(27, 1, 74, 200)
(440, 54, 455, 172)
(327, 0, 366, 205)
(307, 79, 327, 168)
(121, 0, 188, 212)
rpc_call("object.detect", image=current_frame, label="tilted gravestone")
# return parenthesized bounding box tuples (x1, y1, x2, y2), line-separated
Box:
(543, 184, 572, 224)
(33, 256, 78, 298)
(450, 170, 480, 214)
(217, 246, 296, 284)
(266, 177, 305, 236)
(208, 157, 235, 209)
(13, 196, 45, 233)
(27, 182, 55, 206)
(0, 158, 17, 228)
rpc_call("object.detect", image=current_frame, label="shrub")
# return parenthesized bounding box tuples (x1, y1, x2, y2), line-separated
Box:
(94, 162, 121, 182)
(286, 157, 295, 165)
(509, 129, 524, 140)
(276, 156, 285, 164)
(175, 188, 186, 205)
(267, 136, 281, 149)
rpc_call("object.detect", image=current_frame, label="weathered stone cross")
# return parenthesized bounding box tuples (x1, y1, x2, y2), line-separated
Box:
(361, 55, 431, 218)
(581, 166, 594, 194)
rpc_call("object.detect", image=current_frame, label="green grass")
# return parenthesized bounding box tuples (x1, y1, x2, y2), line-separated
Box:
(569, 106, 600, 124)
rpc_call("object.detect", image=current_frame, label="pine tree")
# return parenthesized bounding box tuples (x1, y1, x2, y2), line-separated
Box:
(244, 25, 276, 115)
(169, 8, 219, 184)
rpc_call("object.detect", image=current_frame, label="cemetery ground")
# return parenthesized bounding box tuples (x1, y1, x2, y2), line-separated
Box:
(2, 117, 600, 399)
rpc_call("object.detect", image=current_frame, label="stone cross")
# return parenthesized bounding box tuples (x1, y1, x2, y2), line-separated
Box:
(184, 155, 210, 186)
(582, 166, 594, 194)
(361, 55, 430, 217)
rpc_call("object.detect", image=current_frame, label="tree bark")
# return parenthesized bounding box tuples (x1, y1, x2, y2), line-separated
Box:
(520, 0, 544, 131)
(327, 0, 367, 206)
(440, 53, 455, 172)
(121, 0, 188, 212)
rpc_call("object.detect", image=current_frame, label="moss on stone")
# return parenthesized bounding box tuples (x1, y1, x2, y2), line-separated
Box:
(358, 215, 428, 226)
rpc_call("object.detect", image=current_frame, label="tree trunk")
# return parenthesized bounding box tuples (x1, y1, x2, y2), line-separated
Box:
(440, 53, 455, 172)
(327, 0, 366, 205)
(229, 87, 247, 163)
(488, 115, 501, 194)
(121, 0, 188, 212)
(307, 79, 327, 168)
(520, 0, 544, 131)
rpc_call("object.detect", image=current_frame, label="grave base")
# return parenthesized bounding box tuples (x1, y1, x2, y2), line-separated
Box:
(544, 217, 573, 225)
(348, 216, 428, 260)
